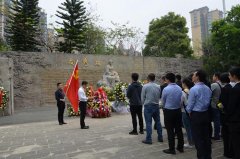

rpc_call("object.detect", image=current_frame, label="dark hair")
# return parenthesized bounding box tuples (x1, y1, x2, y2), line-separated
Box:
(195, 70, 208, 83)
(213, 72, 221, 79)
(176, 74, 182, 81)
(220, 73, 230, 83)
(131, 73, 139, 81)
(147, 73, 155, 81)
(57, 83, 61, 87)
(165, 73, 176, 83)
(182, 78, 194, 89)
(229, 67, 240, 80)
(82, 81, 88, 86)
(161, 76, 166, 81)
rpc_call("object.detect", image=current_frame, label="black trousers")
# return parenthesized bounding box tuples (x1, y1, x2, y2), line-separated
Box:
(79, 101, 87, 128)
(191, 111, 212, 159)
(163, 108, 184, 151)
(220, 114, 233, 158)
(130, 105, 143, 132)
(57, 102, 65, 124)
(229, 122, 240, 159)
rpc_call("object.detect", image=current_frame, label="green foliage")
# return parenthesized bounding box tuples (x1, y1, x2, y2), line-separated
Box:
(6, 0, 41, 51)
(56, 0, 88, 53)
(143, 12, 193, 57)
(82, 23, 106, 54)
(0, 39, 10, 51)
(204, 5, 240, 74)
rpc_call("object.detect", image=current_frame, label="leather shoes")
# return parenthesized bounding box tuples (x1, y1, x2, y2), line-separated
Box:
(158, 138, 163, 142)
(176, 148, 184, 153)
(163, 149, 176, 154)
(139, 131, 144, 134)
(59, 123, 63, 125)
(63, 122, 67, 124)
(142, 140, 152, 145)
(129, 131, 138, 135)
(81, 126, 89, 129)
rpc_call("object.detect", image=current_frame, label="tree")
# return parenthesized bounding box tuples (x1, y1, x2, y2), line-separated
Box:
(6, 0, 41, 51)
(204, 5, 240, 74)
(143, 12, 193, 57)
(56, 0, 88, 53)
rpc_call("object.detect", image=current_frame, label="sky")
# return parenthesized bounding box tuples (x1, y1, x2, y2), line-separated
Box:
(39, 0, 240, 38)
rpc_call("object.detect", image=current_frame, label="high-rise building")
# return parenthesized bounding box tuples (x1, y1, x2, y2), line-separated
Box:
(0, 0, 11, 41)
(190, 7, 223, 57)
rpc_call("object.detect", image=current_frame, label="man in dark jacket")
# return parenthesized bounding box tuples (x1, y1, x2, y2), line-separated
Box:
(55, 83, 67, 125)
(227, 67, 240, 159)
(127, 73, 143, 135)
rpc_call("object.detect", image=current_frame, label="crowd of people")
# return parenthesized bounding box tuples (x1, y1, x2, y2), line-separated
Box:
(55, 67, 240, 159)
(126, 67, 240, 159)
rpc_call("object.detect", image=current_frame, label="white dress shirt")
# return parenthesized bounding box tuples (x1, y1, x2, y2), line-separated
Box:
(78, 87, 88, 102)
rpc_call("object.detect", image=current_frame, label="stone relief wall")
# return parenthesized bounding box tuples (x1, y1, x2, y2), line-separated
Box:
(0, 52, 202, 109)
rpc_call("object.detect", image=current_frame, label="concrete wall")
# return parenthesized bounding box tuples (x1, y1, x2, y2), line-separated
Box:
(0, 52, 202, 109)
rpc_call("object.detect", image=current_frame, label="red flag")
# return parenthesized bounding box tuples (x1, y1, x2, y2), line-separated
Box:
(64, 62, 79, 113)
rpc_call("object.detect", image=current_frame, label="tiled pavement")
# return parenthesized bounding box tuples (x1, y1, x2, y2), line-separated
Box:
(0, 106, 228, 159)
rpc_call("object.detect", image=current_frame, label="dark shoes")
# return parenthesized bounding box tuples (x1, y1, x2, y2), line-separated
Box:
(163, 149, 176, 155)
(59, 123, 63, 125)
(63, 122, 67, 124)
(158, 138, 163, 142)
(176, 148, 184, 153)
(139, 131, 144, 134)
(129, 131, 138, 135)
(81, 126, 89, 129)
(142, 140, 152, 145)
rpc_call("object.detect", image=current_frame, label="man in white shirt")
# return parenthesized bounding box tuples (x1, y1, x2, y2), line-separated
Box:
(78, 81, 93, 129)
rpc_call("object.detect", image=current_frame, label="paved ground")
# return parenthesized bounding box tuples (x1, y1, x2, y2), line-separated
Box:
(0, 106, 227, 159)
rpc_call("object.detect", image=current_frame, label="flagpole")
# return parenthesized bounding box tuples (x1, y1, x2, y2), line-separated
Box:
(65, 60, 79, 96)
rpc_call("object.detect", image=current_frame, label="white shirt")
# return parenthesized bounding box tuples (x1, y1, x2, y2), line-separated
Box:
(78, 87, 88, 102)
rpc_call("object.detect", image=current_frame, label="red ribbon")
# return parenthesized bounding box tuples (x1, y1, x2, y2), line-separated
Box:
(0, 90, 3, 106)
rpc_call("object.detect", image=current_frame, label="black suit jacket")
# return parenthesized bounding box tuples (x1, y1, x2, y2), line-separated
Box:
(227, 83, 240, 123)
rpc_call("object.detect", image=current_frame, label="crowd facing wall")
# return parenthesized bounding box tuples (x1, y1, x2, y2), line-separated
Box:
(0, 52, 202, 109)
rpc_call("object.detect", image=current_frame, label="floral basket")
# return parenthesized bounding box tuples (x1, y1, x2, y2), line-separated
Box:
(0, 86, 9, 113)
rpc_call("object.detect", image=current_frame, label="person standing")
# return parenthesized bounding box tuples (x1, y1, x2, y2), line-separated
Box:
(127, 73, 144, 135)
(219, 73, 233, 158)
(55, 83, 67, 125)
(176, 74, 182, 89)
(78, 81, 92, 129)
(162, 73, 184, 154)
(210, 73, 222, 140)
(187, 70, 212, 159)
(141, 73, 163, 144)
(181, 78, 194, 148)
(227, 67, 240, 159)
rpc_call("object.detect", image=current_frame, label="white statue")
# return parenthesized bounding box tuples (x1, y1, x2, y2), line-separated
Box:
(103, 60, 120, 87)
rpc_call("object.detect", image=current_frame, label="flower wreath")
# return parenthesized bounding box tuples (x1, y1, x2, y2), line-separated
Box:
(0, 86, 9, 110)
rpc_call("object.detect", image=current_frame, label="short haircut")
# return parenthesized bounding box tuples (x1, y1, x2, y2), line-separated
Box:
(165, 73, 176, 83)
(229, 67, 240, 80)
(147, 73, 155, 81)
(220, 73, 230, 83)
(161, 76, 166, 81)
(82, 81, 88, 86)
(213, 72, 221, 79)
(182, 78, 194, 89)
(57, 83, 61, 87)
(176, 74, 182, 81)
(131, 73, 139, 81)
(195, 70, 207, 83)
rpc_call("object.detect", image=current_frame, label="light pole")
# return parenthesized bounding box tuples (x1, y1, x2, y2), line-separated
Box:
(222, 0, 226, 18)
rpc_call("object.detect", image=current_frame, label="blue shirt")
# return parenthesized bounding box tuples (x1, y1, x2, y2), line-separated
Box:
(141, 82, 161, 106)
(186, 82, 212, 113)
(162, 83, 182, 110)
